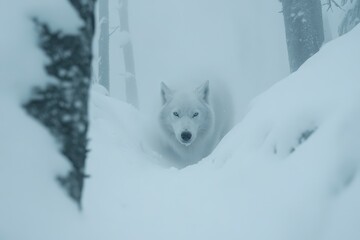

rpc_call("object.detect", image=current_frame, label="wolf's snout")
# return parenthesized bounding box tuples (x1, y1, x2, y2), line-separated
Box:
(181, 131, 192, 142)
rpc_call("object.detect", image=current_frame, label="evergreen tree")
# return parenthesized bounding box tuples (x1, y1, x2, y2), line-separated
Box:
(24, 0, 96, 208)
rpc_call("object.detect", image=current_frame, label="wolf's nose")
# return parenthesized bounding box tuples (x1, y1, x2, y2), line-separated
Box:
(181, 131, 192, 141)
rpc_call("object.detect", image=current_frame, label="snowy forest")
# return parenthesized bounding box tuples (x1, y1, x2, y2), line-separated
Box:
(1, 0, 360, 239)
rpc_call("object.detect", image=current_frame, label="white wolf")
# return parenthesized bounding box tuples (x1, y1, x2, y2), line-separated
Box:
(158, 80, 233, 167)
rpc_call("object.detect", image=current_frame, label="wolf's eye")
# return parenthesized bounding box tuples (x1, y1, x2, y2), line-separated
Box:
(173, 112, 179, 117)
(192, 112, 199, 118)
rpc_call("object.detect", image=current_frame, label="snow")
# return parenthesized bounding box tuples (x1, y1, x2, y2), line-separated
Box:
(83, 25, 360, 239)
(0, 96, 80, 240)
(1, 0, 360, 239)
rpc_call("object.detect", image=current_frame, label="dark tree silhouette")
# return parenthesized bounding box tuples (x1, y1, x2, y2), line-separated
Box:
(24, 0, 96, 208)
(281, 0, 324, 72)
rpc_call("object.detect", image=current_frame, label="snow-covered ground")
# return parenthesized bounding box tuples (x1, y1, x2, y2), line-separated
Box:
(1, 1, 360, 240)
(83, 25, 360, 239)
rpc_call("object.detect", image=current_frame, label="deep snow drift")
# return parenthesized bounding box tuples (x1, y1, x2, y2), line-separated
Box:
(84, 25, 360, 239)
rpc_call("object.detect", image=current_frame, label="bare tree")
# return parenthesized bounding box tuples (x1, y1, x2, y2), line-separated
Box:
(338, 0, 360, 35)
(98, 0, 110, 91)
(324, 0, 360, 35)
(24, 0, 96, 209)
(119, 0, 139, 108)
(280, 0, 324, 72)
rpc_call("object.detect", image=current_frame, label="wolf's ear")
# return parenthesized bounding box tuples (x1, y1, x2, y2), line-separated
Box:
(161, 82, 172, 105)
(196, 80, 209, 103)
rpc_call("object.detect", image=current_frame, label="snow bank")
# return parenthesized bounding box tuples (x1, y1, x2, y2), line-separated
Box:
(84, 25, 360, 240)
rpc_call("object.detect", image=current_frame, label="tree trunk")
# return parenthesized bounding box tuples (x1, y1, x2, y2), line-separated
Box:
(119, 0, 139, 108)
(98, 0, 110, 91)
(281, 0, 324, 72)
(24, 0, 96, 209)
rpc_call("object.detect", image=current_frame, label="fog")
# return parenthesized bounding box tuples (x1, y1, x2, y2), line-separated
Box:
(102, 0, 289, 122)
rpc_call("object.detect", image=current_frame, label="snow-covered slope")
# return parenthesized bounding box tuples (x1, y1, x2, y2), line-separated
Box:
(84, 26, 360, 240)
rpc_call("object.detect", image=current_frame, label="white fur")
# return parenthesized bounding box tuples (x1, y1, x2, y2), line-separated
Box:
(158, 80, 233, 168)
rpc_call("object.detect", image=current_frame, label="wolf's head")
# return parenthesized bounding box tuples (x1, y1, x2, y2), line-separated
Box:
(159, 81, 214, 146)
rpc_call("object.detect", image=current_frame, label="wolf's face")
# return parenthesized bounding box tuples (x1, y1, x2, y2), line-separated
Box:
(159, 81, 213, 146)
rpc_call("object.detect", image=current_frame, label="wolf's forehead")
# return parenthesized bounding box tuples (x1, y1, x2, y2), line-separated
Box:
(171, 93, 202, 109)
